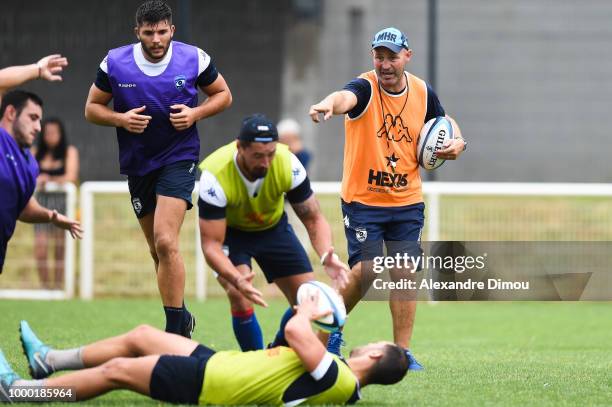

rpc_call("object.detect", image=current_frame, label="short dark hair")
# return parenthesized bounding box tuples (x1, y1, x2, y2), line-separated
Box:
(0, 90, 43, 119)
(366, 344, 409, 385)
(36, 118, 68, 162)
(135, 0, 172, 26)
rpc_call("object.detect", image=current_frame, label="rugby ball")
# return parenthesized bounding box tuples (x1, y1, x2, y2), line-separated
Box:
(417, 116, 454, 170)
(296, 281, 346, 332)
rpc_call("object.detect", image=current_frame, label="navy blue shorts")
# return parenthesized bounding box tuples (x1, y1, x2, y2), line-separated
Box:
(224, 213, 312, 283)
(149, 344, 215, 405)
(341, 200, 425, 268)
(127, 160, 197, 219)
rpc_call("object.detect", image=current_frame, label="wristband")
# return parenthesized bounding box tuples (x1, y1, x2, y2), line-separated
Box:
(36, 62, 43, 79)
(321, 251, 339, 265)
(48, 209, 59, 224)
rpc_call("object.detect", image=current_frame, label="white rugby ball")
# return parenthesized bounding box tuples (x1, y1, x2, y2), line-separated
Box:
(296, 281, 346, 332)
(417, 116, 454, 170)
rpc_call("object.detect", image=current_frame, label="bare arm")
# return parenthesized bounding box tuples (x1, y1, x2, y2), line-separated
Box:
(291, 195, 349, 289)
(196, 73, 232, 119)
(19, 197, 82, 239)
(63, 146, 79, 183)
(84, 84, 152, 133)
(0, 65, 39, 95)
(0, 54, 68, 98)
(291, 195, 332, 258)
(169, 74, 232, 131)
(84, 85, 120, 127)
(309, 90, 358, 123)
(199, 217, 267, 307)
(285, 292, 330, 372)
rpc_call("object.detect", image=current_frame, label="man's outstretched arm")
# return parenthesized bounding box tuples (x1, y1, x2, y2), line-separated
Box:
(199, 217, 267, 307)
(19, 196, 83, 239)
(0, 54, 68, 99)
(309, 90, 358, 122)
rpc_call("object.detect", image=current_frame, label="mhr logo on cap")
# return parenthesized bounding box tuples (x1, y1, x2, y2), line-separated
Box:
(371, 27, 410, 53)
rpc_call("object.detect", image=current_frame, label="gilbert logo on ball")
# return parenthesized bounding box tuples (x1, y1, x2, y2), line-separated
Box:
(417, 116, 454, 170)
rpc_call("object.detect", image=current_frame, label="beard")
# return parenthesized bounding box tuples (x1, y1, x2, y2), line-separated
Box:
(251, 167, 268, 179)
(12, 122, 34, 148)
(142, 42, 170, 61)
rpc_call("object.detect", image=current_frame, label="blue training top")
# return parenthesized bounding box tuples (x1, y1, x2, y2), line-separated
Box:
(0, 127, 38, 273)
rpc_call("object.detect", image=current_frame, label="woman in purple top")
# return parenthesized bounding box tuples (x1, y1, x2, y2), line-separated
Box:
(85, 1, 232, 338)
(0, 56, 82, 275)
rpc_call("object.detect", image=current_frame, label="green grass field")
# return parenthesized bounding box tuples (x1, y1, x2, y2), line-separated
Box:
(5, 193, 612, 293)
(1, 299, 611, 406)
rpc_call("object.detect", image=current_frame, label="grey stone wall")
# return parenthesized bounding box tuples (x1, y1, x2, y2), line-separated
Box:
(283, 0, 612, 182)
(3, 0, 611, 182)
(0, 0, 287, 180)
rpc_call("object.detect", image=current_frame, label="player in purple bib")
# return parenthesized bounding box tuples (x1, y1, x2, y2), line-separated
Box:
(0, 56, 82, 275)
(85, 0, 232, 338)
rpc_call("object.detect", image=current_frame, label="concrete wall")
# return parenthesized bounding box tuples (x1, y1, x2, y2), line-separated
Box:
(283, 0, 612, 182)
(0, 0, 287, 180)
(3, 0, 611, 182)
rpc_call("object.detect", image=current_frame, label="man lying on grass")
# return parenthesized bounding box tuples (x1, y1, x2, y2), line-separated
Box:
(0, 293, 408, 405)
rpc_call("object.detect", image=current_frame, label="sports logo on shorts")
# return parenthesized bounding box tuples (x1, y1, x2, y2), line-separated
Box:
(355, 226, 367, 243)
(132, 197, 143, 215)
(174, 75, 186, 90)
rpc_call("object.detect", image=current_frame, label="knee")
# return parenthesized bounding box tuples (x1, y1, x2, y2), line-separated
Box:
(126, 325, 156, 353)
(148, 249, 160, 266)
(100, 357, 132, 385)
(154, 234, 178, 259)
(129, 324, 156, 340)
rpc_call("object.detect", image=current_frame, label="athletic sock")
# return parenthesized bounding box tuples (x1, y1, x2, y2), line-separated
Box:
(164, 306, 184, 334)
(269, 307, 294, 348)
(231, 309, 264, 351)
(182, 301, 189, 318)
(182, 302, 191, 328)
(13, 379, 44, 388)
(45, 347, 84, 371)
(9, 380, 45, 402)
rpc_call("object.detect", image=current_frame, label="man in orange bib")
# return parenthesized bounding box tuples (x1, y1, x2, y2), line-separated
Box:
(309, 27, 466, 369)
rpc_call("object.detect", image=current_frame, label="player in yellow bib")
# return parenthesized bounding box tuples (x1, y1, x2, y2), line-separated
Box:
(2, 292, 409, 405)
(197, 114, 349, 351)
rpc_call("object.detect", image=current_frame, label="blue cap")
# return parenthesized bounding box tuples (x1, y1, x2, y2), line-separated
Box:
(371, 27, 410, 53)
(238, 114, 278, 143)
